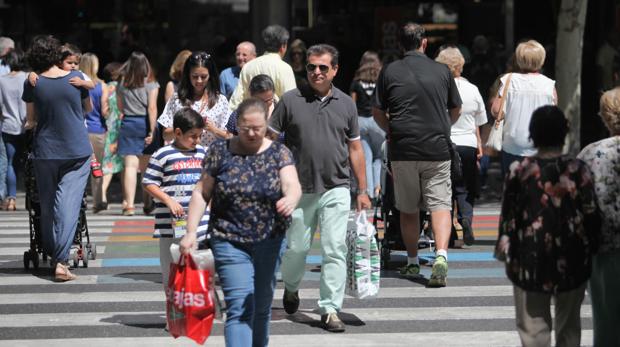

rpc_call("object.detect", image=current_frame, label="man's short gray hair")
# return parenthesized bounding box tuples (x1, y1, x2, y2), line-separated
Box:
(262, 25, 289, 53)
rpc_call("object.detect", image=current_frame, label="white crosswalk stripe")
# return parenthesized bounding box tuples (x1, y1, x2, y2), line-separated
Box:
(0, 205, 594, 346)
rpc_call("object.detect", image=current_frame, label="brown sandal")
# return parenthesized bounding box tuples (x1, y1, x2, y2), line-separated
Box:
(7, 198, 16, 211)
(54, 262, 77, 282)
(122, 207, 135, 216)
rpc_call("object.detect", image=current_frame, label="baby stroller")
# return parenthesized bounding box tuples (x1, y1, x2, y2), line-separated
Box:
(22, 133, 96, 270)
(373, 141, 434, 270)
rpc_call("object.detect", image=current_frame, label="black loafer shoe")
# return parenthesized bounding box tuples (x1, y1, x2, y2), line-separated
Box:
(282, 288, 299, 314)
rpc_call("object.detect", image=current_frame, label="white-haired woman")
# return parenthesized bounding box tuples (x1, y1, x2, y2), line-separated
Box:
(578, 88, 620, 346)
(491, 40, 557, 175)
(436, 47, 486, 245)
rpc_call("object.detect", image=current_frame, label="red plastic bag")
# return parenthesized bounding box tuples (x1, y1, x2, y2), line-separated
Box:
(166, 253, 215, 344)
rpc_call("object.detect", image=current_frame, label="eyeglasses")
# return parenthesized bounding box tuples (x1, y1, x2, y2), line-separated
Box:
(238, 125, 265, 134)
(192, 51, 211, 60)
(306, 63, 330, 73)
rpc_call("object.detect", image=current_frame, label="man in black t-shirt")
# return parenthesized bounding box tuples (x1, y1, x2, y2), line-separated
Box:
(372, 22, 462, 287)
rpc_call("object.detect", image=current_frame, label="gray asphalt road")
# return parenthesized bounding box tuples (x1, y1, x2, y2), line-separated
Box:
(0, 196, 593, 346)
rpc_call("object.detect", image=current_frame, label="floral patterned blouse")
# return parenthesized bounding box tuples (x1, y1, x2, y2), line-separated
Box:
(498, 156, 600, 293)
(158, 92, 230, 147)
(578, 136, 620, 254)
(203, 139, 295, 243)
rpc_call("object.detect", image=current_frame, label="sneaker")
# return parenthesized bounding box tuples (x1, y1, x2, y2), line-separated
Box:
(282, 289, 299, 314)
(462, 219, 475, 246)
(320, 313, 345, 333)
(428, 255, 448, 287)
(398, 263, 421, 278)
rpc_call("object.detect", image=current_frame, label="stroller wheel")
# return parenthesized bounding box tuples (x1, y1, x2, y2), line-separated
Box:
(31, 250, 40, 269)
(381, 245, 391, 270)
(23, 251, 30, 270)
(88, 244, 97, 260)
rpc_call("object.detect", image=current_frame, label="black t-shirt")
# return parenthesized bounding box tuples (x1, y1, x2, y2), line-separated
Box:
(349, 79, 375, 117)
(373, 51, 462, 161)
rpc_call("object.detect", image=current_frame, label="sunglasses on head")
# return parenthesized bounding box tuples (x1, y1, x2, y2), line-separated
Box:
(306, 63, 330, 73)
(192, 51, 211, 60)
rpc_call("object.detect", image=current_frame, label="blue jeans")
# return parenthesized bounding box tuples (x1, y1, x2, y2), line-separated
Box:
(210, 235, 284, 347)
(359, 116, 385, 198)
(33, 157, 90, 262)
(3, 133, 23, 199)
(0, 134, 6, 200)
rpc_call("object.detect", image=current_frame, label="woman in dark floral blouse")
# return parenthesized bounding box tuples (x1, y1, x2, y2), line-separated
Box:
(180, 98, 301, 347)
(495, 105, 600, 347)
(578, 88, 620, 346)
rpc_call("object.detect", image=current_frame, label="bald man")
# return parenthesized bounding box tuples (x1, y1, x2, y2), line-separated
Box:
(219, 41, 257, 99)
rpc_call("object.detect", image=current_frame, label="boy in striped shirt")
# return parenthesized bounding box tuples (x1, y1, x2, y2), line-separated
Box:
(142, 108, 209, 288)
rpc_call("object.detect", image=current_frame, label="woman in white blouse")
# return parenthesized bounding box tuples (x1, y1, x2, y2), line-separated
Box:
(436, 47, 487, 246)
(491, 40, 557, 175)
(159, 51, 229, 146)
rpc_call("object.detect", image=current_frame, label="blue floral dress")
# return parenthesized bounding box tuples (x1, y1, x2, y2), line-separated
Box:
(497, 156, 601, 293)
(578, 136, 620, 254)
(203, 139, 295, 244)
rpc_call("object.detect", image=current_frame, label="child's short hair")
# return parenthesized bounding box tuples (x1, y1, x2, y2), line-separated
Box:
(61, 43, 81, 61)
(173, 107, 204, 133)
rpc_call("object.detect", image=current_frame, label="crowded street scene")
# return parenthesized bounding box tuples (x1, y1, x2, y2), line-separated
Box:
(0, 1, 619, 346)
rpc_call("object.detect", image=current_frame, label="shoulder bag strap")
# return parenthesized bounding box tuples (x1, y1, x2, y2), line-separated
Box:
(401, 58, 454, 152)
(496, 73, 513, 123)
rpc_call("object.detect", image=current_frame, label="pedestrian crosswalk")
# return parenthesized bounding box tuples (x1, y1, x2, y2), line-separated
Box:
(0, 202, 594, 346)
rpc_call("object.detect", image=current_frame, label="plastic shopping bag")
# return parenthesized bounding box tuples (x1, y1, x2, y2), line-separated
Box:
(346, 211, 381, 299)
(166, 249, 215, 344)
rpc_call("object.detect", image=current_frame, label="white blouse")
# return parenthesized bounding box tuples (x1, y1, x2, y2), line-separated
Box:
(450, 77, 487, 148)
(158, 92, 230, 146)
(499, 73, 555, 157)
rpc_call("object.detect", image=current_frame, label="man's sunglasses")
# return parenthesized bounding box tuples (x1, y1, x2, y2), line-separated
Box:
(305, 63, 330, 73)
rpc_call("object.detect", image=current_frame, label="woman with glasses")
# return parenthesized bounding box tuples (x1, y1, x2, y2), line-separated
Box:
(225, 74, 282, 141)
(180, 98, 301, 347)
(158, 51, 230, 147)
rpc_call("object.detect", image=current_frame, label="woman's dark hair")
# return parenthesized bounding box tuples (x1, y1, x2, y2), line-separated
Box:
(529, 105, 569, 148)
(60, 43, 81, 62)
(3, 49, 26, 71)
(120, 51, 155, 89)
(237, 97, 268, 122)
(249, 74, 275, 95)
(177, 51, 220, 109)
(354, 62, 381, 82)
(173, 107, 204, 133)
(102, 62, 122, 82)
(26, 35, 62, 72)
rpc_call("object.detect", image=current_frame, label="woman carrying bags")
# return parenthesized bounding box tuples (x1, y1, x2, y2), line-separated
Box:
(180, 98, 301, 347)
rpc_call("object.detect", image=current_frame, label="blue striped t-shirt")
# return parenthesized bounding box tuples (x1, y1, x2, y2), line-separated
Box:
(142, 144, 209, 239)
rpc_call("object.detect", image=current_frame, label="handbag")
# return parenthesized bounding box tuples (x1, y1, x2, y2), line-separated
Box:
(486, 73, 513, 151)
(448, 142, 463, 182)
(166, 250, 215, 344)
(346, 211, 380, 299)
